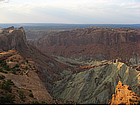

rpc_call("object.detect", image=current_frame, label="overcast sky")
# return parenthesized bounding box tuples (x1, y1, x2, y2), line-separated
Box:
(0, 0, 140, 24)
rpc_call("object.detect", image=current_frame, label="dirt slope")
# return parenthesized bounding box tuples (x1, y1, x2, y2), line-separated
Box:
(0, 50, 53, 104)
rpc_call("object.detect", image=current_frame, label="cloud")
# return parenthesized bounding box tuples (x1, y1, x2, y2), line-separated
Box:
(0, 0, 9, 2)
(0, 0, 140, 23)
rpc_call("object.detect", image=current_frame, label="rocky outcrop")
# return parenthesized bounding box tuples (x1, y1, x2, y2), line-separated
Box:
(37, 28, 140, 62)
(0, 27, 28, 53)
(110, 81, 140, 105)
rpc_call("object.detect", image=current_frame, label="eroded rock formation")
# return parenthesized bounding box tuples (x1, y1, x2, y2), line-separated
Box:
(110, 81, 140, 105)
(52, 62, 140, 104)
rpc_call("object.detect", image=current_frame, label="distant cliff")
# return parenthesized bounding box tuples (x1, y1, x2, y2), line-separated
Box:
(37, 28, 140, 62)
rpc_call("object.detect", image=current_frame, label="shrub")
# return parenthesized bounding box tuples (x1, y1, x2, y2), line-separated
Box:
(0, 80, 14, 92)
(11, 64, 20, 74)
(0, 60, 5, 65)
(0, 75, 5, 80)
(0, 94, 15, 104)
(0, 68, 7, 73)
(26, 60, 28, 63)
(0, 68, 3, 72)
(18, 90, 26, 102)
(14, 64, 19, 68)
(31, 101, 40, 105)
(11, 69, 16, 74)
(29, 92, 34, 98)
(0, 60, 10, 70)
(41, 101, 48, 104)
(3, 64, 10, 71)
(25, 66, 28, 70)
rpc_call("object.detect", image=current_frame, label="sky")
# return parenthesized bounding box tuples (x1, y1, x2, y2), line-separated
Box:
(0, 0, 140, 24)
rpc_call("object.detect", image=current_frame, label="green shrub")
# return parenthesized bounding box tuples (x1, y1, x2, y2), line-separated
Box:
(26, 60, 28, 63)
(0, 75, 5, 80)
(14, 64, 19, 68)
(0, 68, 7, 73)
(0, 94, 15, 104)
(0, 68, 3, 72)
(0, 60, 10, 70)
(0, 80, 14, 92)
(41, 101, 48, 104)
(25, 66, 28, 70)
(11, 64, 20, 74)
(29, 92, 34, 98)
(0, 60, 10, 72)
(0, 60, 5, 65)
(3, 64, 10, 71)
(31, 101, 40, 105)
(11, 69, 16, 74)
(18, 90, 26, 102)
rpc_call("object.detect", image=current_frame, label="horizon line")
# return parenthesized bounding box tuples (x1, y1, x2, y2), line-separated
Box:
(0, 23, 140, 25)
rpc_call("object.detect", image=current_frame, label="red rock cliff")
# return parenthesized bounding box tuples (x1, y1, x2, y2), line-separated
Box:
(37, 28, 140, 61)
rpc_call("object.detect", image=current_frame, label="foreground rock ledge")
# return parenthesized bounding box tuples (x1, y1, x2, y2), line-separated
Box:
(110, 81, 140, 105)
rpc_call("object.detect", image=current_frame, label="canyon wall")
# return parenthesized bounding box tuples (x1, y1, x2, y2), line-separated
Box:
(37, 28, 140, 62)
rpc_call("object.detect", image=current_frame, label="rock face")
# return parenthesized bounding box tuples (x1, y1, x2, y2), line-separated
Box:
(0, 26, 29, 55)
(110, 81, 140, 105)
(37, 28, 140, 62)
